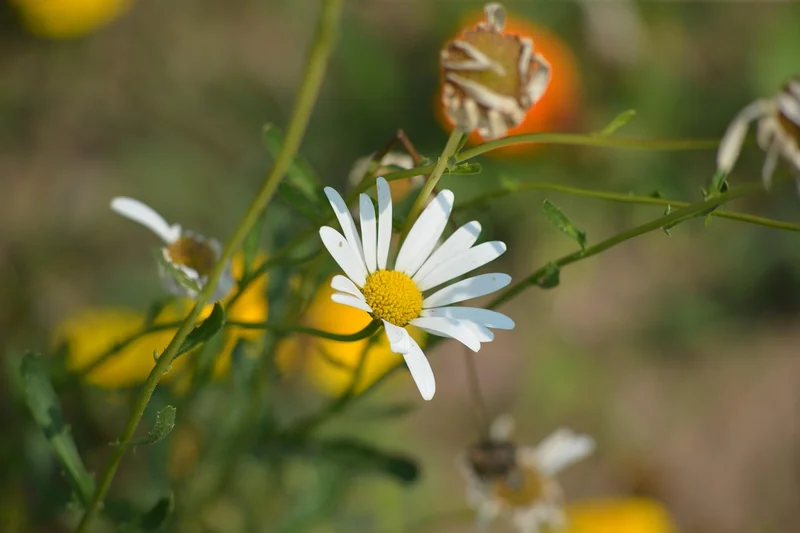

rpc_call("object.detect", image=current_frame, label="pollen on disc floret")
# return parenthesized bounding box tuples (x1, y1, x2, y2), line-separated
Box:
(164, 235, 217, 277)
(361, 270, 423, 327)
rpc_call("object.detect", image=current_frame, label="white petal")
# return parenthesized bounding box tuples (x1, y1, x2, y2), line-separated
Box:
(409, 316, 481, 351)
(462, 320, 494, 342)
(330, 275, 365, 300)
(762, 139, 781, 190)
(331, 292, 373, 314)
(319, 226, 368, 287)
(376, 177, 393, 270)
(382, 320, 411, 354)
(716, 99, 772, 174)
(413, 221, 482, 283)
(111, 197, 181, 243)
(401, 335, 436, 401)
(777, 92, 800, 125)
(324, 187, 366, 271)
(395, 190, 454, 276)
(359, 194, 377, 274)
(423, 273, 511, 308)
(416, 241, 506, 292)
(420, 306, 514, 330)
(531, 428, 595, 476)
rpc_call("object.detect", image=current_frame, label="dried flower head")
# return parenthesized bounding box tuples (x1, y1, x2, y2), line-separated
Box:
(348, 151, 425, 202)
(717, 74, 800, 190)
(441, 2, 551, 139)
(459, 415, 595, 533)
(111, 197, 234, 302)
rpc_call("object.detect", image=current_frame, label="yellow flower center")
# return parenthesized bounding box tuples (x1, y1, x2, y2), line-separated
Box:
(493, 464, 546, 507)
(164, 236, 217, 277)
(362, 270, 423, 327)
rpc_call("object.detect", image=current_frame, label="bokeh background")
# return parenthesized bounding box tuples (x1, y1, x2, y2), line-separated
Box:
(2, 1, 800, 532)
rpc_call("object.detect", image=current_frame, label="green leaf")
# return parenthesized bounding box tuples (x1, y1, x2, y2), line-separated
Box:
(536, 262, 561, 289)
(352, 402, 417, 421)
(278, 182, 325, 223)
(448, 162, 482, 175)
(596, 109, 637, 136)
(21, 353, 94, 505)
(316, 438, 419, 485)
(176, 303, 225, 357)
(231, 338, 258, 387)
(708, 170, 729, 195)
(145, 406, 176, 445)
(153, 249, 201, 294)
(542, 200, 587, 250)
(139, 495, 174, 530)
(263, 123, 323, 202)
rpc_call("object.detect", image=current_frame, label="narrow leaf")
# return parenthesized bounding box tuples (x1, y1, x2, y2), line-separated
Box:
(448, 162, 482, 175)
(262, 123, 322, 193)
(21, 353, 94, 505)
(542, 200, 587, 250)
(536, 262, 561, 289)
(596, 109, 637, 136)
(708, 170, 729, 195)
(139, 494, 174, 530)
(176, 303, 225, 357)
(278, 182, 325, 223)
(316, 438, 419, 485)
(146, 406, 176, 445)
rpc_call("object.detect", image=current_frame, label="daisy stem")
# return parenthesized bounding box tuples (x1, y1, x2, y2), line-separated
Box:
(463, 348, 490, 437)
(402, 129, 464, 238)
(74, 0, 343, 530)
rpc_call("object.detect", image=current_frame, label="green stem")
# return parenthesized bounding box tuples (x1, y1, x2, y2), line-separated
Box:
(74, 1, 343, 530)
(402, 129, 464, 237)
(227, 319, 380, 342)
(457, 181, 800, 233)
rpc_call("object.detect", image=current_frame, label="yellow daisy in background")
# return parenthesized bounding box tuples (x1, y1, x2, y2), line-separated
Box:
(563, 498, 676, 533)
(11, 0, 132, 39)
(55, 254, 268, 389)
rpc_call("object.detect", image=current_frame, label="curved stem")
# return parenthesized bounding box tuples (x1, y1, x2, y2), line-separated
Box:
(227, 318, 381, 342)
(457, 181, 800, 233)
(74, 1, 343, 530)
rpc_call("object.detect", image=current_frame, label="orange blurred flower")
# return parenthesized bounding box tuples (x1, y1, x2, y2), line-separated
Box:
(437, 7, 581, 157)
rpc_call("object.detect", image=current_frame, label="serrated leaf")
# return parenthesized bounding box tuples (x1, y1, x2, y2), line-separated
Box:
(316, 438, 419, 484)
(536, 262, 560, 289)
(542, 200, 587, 250)
(596, 109, 637, 136)
(449, 162, 482, 175)
(146, 406, 176, 445)
(154, 249, 201, 294)
(176, 303, 225, 358)
(21, 353, 94, 505)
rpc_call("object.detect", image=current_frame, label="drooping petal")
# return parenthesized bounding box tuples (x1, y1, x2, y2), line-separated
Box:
(413, 221, 482, 283)
(530, 428, 595, 476)
(420, 306, 514, 330)
(110, 197, 181, 243)
(395, 190, 455, 276)
(382, 320, 412, 354)
(423, 273, 511, 308)
(324, 187, 366, 269)
(409, 316, 481, 351)
(319, 226, 368, 286)
(376, 177, 393, 270)
(399, 333, 436, 401)
(331, 292, 373, 313)
(762, 139, 781, 190)
(716, 99, 773, 174)
(416, 241, 506, 292)
(359, 194, 378, 274)
(462, 320, 494, 343)
(330, 275, 365, 300)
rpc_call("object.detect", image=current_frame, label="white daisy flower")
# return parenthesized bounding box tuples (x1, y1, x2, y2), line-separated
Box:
(717, 74, 800, 189)
(318, 177, 514, 401)
(459, 415, 595, 533)
(110, 197, 234, 302)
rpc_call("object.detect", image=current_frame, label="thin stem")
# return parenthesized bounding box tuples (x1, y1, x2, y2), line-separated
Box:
(463, 348, 489, 437)
(402, 129, 464, 237)
(456, 181, 800, 233)
(227, 319, 381, 342)
(74, 1, 343, 530)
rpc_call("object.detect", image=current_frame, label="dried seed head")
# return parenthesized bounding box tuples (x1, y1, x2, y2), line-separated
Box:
(441, 2, 551, 139)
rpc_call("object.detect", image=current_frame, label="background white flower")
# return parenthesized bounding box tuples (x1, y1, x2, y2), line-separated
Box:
(110, 197, 234, 302)
(318, 177, 514, 401)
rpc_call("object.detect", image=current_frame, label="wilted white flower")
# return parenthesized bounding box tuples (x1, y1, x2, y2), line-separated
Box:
(459, 415, 595, 533)
(319, 177, 514, 401)
(110, 197, 234, 302)
(717, 74, 800, 189)
(441, 2, 551, 139)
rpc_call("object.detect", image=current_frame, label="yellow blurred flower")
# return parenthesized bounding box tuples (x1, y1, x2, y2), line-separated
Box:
(55, 255, 268, 388)
(277, 279, 425, 397)
(563, 498, 676, 533)
(11, 0, 132, 39)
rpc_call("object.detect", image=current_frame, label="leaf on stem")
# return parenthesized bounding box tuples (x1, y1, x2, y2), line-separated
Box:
(448, 162, 482, 175)
(595, 109, 637, 137)
(542, 200, 587, 250)
(145, 406, 177, 445)
(21, 353, 95, 506)
(176, 303, 226, 358)
(536, 262, 561, 289)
